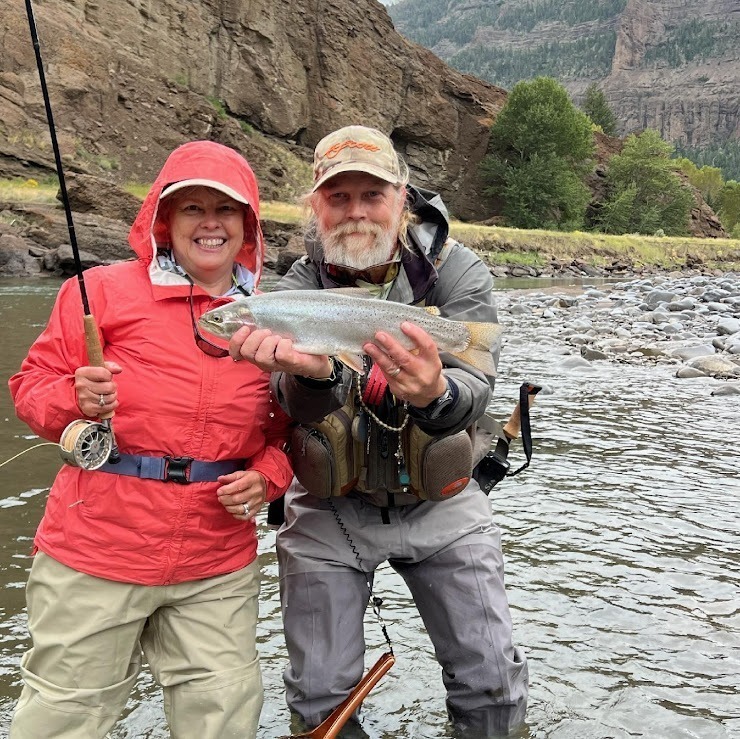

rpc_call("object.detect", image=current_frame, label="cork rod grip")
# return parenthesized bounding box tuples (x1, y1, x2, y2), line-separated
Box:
(83, 314, 114, 421)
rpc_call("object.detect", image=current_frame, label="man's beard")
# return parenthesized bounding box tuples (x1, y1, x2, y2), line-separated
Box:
(319, 219, 399, 270)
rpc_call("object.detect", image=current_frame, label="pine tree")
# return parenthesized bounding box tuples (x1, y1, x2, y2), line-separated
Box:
(582, 84, 617, 136)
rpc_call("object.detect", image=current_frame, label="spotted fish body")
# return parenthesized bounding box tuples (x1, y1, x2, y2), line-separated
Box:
(198, 288, 503, 375)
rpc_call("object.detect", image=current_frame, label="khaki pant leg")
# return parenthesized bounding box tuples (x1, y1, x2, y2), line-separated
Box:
(10, 553, 146, 739)
(141, 560, 263, 739)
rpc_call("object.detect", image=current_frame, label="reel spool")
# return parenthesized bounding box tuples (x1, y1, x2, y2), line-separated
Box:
(59, 420, 113, 470)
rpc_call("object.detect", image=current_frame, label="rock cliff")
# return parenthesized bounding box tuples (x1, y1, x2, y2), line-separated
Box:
(1, 0, 507, 220)
(0, 0, 726, 239)
(606, 0, 739, 149)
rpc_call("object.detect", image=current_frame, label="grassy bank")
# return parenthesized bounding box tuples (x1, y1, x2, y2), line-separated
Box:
(3, 178, 739, 272)
(452, 222, 740, 273)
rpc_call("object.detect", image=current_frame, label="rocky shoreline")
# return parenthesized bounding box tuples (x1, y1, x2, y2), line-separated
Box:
(496, 273, 740, 395)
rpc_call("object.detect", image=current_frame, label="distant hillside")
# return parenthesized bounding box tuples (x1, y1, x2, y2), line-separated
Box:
(390, 0, 740, 179)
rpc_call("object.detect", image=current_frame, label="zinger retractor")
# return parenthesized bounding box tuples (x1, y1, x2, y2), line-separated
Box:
(59, 420, 113, 470)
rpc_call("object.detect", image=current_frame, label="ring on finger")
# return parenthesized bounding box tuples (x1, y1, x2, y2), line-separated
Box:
(98, 394, 106, 407)
(388, 366, 401, 377)
(242, 502, 250, 516)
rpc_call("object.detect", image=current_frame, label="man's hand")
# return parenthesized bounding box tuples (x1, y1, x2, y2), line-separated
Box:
(364, 322, 447, 408)
(229, 325, 333, 378)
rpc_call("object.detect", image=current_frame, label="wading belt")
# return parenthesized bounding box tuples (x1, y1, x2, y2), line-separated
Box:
(97, 454, 245, 484)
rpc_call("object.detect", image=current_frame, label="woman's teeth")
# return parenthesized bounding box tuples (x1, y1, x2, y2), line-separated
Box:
(196, 238, 226, 249)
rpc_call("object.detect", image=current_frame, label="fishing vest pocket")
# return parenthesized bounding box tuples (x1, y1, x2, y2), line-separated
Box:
(405, 425, 474, 501)
(291, 407, 359, 499)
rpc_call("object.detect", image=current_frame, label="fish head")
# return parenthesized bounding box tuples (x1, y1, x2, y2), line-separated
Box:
(198, 300, 256, 339)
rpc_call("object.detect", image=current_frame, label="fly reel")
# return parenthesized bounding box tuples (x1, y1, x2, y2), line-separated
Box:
(59, 419, 113, 470)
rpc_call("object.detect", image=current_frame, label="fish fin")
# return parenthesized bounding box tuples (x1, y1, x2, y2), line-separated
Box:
(451, 322, 504, 376)
(423, 306, 442, 316)
(452, 347, 498, 376)
(324, 287, 375, 299)
(337, 352, 365, 374)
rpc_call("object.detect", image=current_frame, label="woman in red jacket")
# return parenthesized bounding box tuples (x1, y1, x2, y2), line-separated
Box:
(8, 140, 293, 739)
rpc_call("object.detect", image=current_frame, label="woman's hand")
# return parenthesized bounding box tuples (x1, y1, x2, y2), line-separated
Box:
(74, 361, 122, 417)
(217, 469, 268, 522)
(228, 325, 334, 379)
(364, 322, 447, 409)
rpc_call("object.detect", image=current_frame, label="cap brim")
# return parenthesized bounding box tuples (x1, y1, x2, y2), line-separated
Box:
(159, 178, 250, 206)
(312, 163, 402, 192)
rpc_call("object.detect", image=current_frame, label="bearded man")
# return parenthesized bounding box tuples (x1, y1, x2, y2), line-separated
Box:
(231, 125, 528, 736)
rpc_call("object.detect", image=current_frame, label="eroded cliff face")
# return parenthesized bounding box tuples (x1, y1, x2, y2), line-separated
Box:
(606, 0, 739, 148)
(0, 0, 507, 219)
(392, 0, 739, 151)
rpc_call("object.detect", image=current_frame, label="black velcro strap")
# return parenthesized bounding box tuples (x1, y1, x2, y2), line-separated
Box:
(507, 382, 541, 477)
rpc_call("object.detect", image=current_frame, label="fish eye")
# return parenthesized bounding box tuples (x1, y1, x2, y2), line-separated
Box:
(212, 315, 223, 324)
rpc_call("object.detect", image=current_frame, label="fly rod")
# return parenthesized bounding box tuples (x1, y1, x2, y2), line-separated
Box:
(24, 0, 119, 468)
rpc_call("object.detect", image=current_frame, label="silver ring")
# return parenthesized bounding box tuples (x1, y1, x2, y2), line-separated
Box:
(242, 502, 250, 516)
(98, 394, 106, 407)
(388, 366, 401, 377)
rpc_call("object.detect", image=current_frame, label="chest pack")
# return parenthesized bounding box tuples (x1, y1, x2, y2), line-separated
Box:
(290, 379, 476, 502)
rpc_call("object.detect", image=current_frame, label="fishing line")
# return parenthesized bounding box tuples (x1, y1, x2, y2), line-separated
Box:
(23, 0, 119, 467)
(0, 443, 58, 469)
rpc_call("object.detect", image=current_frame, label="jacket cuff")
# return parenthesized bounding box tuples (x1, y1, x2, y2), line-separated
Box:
(249, 447, 292, 503)
(294, 357, 342, 389)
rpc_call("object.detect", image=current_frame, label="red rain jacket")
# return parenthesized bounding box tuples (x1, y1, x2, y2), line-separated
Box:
(9, 141, 293, 585)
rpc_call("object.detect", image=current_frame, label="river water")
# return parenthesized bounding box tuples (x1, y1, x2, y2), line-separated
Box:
(0, 276, 738, 738)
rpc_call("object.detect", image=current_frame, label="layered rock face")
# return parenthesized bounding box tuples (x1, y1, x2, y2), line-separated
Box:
(0, 0, 507, 220)
(606, 0, 739, 149)
(392, 0, 739, 151)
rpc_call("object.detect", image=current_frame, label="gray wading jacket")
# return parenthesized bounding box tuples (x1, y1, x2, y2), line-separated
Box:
(272, 185, 499, 507)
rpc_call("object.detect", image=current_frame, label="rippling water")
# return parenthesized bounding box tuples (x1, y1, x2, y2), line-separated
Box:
(0, 277, 738, 738)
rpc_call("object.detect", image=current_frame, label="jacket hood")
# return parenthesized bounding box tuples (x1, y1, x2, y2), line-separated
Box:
(306, 184, 451, 302)
(129, 140, 264, 289)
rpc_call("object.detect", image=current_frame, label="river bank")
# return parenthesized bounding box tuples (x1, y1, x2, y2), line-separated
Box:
(2, 183, 740, 279)
(454, 223, 740, 278)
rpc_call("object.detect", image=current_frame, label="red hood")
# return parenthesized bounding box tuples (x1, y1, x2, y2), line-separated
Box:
(128, 140, 264, 284)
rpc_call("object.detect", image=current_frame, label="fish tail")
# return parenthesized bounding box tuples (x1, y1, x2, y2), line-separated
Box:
(452, 322, 504, 376)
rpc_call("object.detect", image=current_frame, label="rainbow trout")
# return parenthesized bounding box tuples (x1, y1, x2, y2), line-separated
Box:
(198, 288, 503, 375)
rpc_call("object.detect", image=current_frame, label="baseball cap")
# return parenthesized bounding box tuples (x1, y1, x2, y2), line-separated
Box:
(312, 125, 406, 192)
(159, 178, 250, 206)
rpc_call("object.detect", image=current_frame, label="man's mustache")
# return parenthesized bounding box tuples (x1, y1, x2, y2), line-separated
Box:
(327, 221, 386, 239)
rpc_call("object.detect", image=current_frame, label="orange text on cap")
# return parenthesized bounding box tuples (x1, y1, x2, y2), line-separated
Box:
(324, 140, 382, 159)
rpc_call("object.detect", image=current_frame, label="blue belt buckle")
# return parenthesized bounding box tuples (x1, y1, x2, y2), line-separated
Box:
(165, 456, 193, 484)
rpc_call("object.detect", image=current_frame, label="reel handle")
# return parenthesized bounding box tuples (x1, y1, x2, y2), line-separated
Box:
(84, 314, 114, 421)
